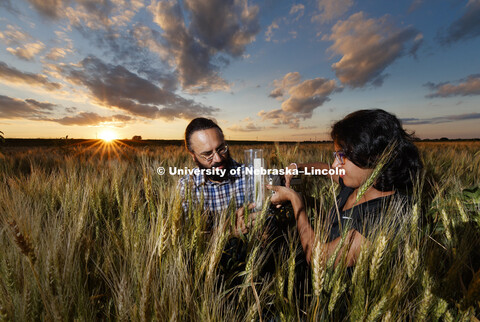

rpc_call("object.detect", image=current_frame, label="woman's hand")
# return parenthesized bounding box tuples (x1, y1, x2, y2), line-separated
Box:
(267, 184, 297, 204)
(284, 163, 298, 188)
(267, 184, 305, 220)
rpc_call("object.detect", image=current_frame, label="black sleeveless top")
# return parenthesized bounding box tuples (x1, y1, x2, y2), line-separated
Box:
(327, 178, 396, 241)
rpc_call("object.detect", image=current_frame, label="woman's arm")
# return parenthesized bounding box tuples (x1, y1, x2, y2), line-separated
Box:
(268, 185, 363, 266)
(285, 162, 339, 188)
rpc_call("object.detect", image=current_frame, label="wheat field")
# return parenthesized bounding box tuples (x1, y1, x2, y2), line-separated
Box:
(0, 141, 479, 321)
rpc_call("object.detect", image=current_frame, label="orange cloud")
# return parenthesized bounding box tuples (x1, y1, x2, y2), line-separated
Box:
(326, 12, 422, 88)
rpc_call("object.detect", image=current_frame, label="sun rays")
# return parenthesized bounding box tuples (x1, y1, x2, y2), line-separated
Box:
(98, 130, 118, 143)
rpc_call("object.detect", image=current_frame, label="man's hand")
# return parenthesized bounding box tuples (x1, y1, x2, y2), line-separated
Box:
(285, 163, 298, 188)
(234, 203, 257, 236)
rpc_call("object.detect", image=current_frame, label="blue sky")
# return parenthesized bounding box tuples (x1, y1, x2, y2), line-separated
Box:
(0, 0, 479, 140)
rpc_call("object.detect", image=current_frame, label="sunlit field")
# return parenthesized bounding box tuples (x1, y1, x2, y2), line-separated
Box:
(0, 140, 479, 320)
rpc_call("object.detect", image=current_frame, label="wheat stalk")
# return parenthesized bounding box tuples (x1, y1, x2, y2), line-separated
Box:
(356, 141, 397, 203)
(439, 209, 452, 242)
(311, 238, 326, 297)
(8, 220, 36, 264)
(432, 298, 448, 320)
(455, 198, 469, 223)
(205, 221, 229, 282)
(7, 220, 57, 320)
(404, 241, 418, 279)
(444, 310, 454, 322)
(415, 272, 433, 320)
(381, 310, 392, 322)
(366, 295, 387, 322)
(239, 244, 261, 303)
(328, 277, 346, 313)
(276, 266, 285, 303)
(410, 202, 419, 238)
(287, 243, 296, 304)
(370, 234, 388, 281)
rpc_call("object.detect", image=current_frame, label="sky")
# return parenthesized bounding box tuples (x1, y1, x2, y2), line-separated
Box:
(0, 0, 479, 141)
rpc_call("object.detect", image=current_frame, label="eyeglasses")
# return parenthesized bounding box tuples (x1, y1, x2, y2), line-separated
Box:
(197, 145, 228, 162)
(333, 151, 346, 165)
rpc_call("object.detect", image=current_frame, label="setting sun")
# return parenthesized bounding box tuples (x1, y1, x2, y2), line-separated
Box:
(98, 130, 118, 142)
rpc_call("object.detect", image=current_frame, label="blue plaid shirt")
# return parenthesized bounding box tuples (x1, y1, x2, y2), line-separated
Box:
(178, 160, 246, 214)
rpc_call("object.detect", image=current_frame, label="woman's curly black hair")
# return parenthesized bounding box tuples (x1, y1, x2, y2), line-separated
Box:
(331, 109, 423, 192)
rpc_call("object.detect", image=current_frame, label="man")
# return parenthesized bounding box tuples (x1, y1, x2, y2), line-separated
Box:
(179, 118, 249, 230)
(179, 118, 298, 285)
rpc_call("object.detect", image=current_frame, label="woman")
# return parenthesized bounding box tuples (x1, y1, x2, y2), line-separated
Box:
(269, 109, 422, 265)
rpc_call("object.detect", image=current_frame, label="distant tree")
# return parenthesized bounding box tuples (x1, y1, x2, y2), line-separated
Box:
(0, 131, 4, 143)
(132, 135, 142, 141)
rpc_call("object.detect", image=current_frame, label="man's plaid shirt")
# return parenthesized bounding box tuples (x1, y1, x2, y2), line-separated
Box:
(178, 160, 246, 214)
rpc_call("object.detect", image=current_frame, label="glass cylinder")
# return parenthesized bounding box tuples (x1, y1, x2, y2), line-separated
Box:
(244, 149, 265, 212)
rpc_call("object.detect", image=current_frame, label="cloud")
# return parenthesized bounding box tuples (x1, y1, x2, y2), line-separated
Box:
(261, 72, 342, 128)
(264, 19, 297, 43)
(326, 12, 422, 88)
(132, 24, 170, 62)
(49, 111, 133, 126)
(409, 33, 424, 58)
(25, 0, 258, 94)
(65, 0, 143, 30)
(281, 78, 341, 117)
(0, 0, 19, 13)
(424, 74, 480, 98)
(265, 5, 303, 43)
(0, 61, 61, 90)
(0, 25, 45, 61)
(290, 4, 305, 15)
(184, 0, 260, 56)
(26, 0, 143, 28)
(0, 24, 31, 46)
(0, 94, 133, 126)
(60, 56, 219, 120)
(7, 41, 45, 61)
(313, 0, 353, 23)
(265, 21, 279, 42)
(289, 4, 304, 21)
(25, 99, 56, 110)
(148, 0, 229, 92)
(402, 112, 480, 125)
(408, 0, 424, 13)
(439, 0, 480, 44)
(43, 32, 74, 62)
(145, 0, 260, 93)
(25, 0, 65, 19)
(228, 122, 264, 132)
(268, 72, 302, 99)
(26, 0, 147, 68)
(0, 95, 54, 119)
(44, 47, 70, 61)
(258, 109, 301, 128)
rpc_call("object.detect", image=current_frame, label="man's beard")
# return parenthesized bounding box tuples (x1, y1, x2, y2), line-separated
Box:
(195, 152, 233, 182)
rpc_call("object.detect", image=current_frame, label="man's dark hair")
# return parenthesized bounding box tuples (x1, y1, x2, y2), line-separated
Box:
(331, 109, 422, 192)
(185, 118, 223, 151)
